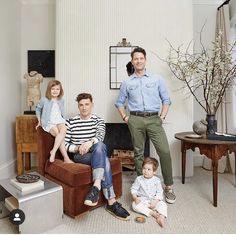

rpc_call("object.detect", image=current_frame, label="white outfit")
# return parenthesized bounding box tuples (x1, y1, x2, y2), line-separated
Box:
(131, 175, 167, 218)
(44, 101, 65, 132)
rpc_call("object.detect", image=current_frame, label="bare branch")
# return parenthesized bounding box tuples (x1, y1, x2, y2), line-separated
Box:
(159, 32, 236, 115)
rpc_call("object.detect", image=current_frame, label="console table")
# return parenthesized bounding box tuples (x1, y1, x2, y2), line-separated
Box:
(16, 115, 38, 175)
(175, 132, 236, 207)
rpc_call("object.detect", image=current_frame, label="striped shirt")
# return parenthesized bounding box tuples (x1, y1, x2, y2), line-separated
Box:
(65, 114, 105, 153)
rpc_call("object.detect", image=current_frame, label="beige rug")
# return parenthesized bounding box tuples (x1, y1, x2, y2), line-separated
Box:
(1, 167, 236, 234)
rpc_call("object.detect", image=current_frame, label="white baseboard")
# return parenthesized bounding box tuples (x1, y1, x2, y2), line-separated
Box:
(0, 160, 16, 179)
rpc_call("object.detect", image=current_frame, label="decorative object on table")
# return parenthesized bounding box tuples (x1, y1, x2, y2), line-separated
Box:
(135, 216, 146, 223)
(16, 173, 40, 183)
(192, 119, 207, 135)
(162, 30, 236, 134)
(207, 132, 236, 141)
(205, 114, 217, 134)
(23, 71, 43, 115)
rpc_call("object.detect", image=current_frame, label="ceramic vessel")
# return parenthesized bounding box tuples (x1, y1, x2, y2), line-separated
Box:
(192, 119, 208, 135)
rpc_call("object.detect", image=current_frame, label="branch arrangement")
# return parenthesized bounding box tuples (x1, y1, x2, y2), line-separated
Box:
(164, 32, 236, 115)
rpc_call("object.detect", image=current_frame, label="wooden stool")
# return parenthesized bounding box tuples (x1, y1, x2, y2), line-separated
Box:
(16, 115, 38, 175)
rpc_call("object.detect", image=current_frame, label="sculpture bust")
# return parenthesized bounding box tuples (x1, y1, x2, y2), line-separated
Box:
(24, 71, 43, 111)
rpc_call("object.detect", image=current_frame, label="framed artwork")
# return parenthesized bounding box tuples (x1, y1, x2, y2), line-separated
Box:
(109, 46, 137, 89)
(28, 50, 55, 78)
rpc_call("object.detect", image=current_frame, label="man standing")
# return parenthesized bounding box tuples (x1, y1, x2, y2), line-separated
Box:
(65, 93, 130, 220)
(115, 47, 176, 204)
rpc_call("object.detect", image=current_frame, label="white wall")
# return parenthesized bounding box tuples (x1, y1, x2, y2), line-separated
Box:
(0, 0, 21, 178)
(56, 0, 194, 177)
(230, 0, 236, 21)
(20, 0, 55, 166)
(3, 0, 235, 178)
(20, 0, 56, 112)
(0, 0, 55, 178)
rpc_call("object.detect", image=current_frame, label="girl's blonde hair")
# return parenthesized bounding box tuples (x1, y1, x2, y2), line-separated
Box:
(45, 80, 64, 99)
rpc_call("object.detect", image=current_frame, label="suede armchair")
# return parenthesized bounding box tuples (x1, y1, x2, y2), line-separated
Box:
(36, 126, 122, 218)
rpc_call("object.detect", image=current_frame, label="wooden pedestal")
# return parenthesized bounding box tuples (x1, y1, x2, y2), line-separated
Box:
(16, 115, 38, 175)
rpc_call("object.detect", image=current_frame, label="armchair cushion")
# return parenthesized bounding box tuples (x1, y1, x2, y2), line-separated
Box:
(45, 158, 121, 187)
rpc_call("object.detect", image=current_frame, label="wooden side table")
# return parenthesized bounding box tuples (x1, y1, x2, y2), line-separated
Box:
(16, 115, 38, 175)
(175, 131, 236, 207)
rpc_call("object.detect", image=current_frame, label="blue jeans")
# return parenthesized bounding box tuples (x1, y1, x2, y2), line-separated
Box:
(73, 142, 116, 200)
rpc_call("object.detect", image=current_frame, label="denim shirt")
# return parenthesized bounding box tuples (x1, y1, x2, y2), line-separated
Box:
(115, 71, 171, 112)
(36, 97, 65, 129)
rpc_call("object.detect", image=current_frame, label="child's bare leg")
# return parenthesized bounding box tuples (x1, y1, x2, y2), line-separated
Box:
(156, 214, 165, 228)
(49, 151, 56, 163)
(59, 140, 73, 163)
(150, 210, 159, 220)
(57, 124, 73, 163)
(149, 211, 165, 228)
(49, 127, 63, 162)
(49, 124, 67, 162)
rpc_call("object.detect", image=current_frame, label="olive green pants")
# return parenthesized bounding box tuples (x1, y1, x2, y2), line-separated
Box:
(128, 114, 173, 186)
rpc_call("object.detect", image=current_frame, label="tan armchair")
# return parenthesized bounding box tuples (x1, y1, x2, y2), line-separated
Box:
(36, 126, 122, 218)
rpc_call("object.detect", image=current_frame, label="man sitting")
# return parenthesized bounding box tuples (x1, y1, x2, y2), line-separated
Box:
(65, 93, 130, 221)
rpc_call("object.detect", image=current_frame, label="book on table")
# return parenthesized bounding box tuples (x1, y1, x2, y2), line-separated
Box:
(10, 178, 44, 194)
(207, 132, 236, 141)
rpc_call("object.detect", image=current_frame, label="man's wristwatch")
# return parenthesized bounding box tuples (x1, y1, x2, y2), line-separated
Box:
(90, 139, 95, 145)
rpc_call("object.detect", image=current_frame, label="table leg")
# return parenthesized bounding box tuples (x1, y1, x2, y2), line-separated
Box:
(17, 144, 23, 176)
(24, 153, 31, 171)
(212, 159, 218, 207)
(182, 147, 186, 184)
(235, 152, 236, 187)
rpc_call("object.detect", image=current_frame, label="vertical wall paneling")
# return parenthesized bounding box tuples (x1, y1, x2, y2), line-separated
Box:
(56, 0, 194, 177)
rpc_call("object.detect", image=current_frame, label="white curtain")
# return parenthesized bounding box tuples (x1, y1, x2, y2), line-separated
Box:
(203, 4, 236, 173)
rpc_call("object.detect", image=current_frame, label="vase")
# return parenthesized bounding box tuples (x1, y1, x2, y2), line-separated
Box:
(206, 114, 217, 134)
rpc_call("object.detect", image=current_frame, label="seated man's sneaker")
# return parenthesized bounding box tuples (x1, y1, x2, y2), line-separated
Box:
(164, 188, 176, 204)
(84, 186, 100, 206)
(106, 202, 130, 221)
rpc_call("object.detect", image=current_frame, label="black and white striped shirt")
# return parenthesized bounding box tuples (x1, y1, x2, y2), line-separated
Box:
(65, 114, 105, 153)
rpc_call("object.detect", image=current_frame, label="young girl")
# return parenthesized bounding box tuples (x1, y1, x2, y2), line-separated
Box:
(131, 157, 167, 228)
(36, 80, 73, 163)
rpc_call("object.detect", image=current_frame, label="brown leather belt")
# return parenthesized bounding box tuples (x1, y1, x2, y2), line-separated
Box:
(130, 111, 159, 117)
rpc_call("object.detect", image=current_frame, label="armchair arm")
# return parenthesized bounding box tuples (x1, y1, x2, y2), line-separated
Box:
(36, 126, 55, 175)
